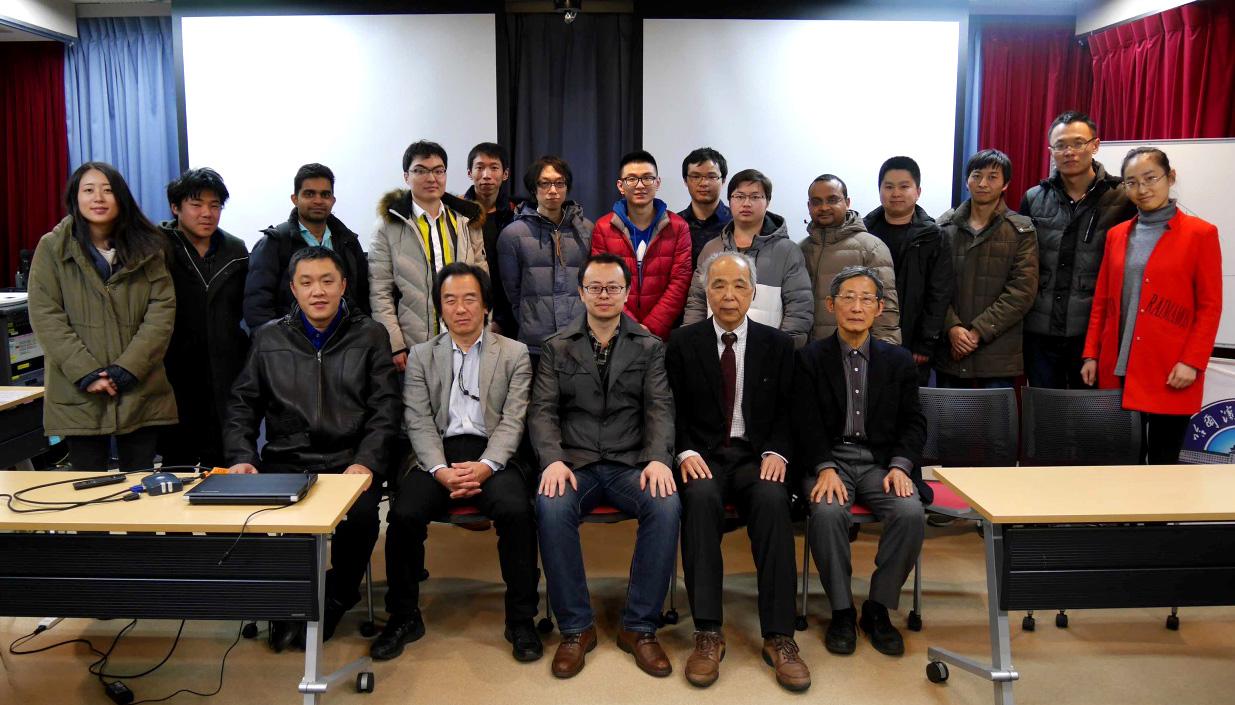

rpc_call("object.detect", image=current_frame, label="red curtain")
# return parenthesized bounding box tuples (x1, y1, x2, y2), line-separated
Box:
(1089, 0, 1235, 140)
(0, 42, 69, 289)
(977, 23, 1093, 210)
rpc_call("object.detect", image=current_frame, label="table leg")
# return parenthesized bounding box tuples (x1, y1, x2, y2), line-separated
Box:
(926, 521, 1019, 705)
(298, 534, 374, 703)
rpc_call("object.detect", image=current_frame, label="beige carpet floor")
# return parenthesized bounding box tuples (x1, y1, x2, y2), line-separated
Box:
(3, 520, 1233, 705)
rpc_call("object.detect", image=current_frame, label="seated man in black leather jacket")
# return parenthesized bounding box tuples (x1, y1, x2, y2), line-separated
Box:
(224, 246, 401, 652)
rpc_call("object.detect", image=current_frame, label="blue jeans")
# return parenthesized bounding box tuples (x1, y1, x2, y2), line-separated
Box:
(536, 461, 681, 634)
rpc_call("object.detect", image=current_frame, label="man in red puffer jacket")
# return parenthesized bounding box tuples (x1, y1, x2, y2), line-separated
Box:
(591, 151, 693, 340)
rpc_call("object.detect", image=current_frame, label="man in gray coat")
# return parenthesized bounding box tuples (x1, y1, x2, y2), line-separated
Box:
(530, 253, 679, 680)
(371, 262, 540, 664)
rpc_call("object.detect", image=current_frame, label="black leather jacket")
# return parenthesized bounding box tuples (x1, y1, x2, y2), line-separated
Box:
(223, 304, 401, 474)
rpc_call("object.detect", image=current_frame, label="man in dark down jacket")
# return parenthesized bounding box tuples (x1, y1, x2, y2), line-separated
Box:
(496, 155, 594, 369)
(225, 247, 401, 654)
(243, 163, 370, 329)
(464, 142, 520, 337)
(1019, 111, 1134, 388)
(158, 168, 249, 468)
(864, 156, 952, 383)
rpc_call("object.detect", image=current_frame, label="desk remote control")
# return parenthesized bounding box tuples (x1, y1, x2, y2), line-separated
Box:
(72, 474, 128, 490)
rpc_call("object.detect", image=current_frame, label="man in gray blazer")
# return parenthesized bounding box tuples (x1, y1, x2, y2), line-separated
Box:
(371, 262, 540, 664)
(530, 253, 680, 680)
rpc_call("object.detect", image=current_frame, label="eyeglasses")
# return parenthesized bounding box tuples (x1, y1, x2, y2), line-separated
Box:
(410, 167, 447, 178)
(1049, 137, 1098, 154)
(537, 180, 568, 191)
(686, 174, 722, 184)
(808, 196, 846, 207)
(730, 193, 766, 204)
(583, 284, 626, 296)
(620, 175, 659, 187)
(1122, 173, 1167, 190)
(832, 293, 880, 308)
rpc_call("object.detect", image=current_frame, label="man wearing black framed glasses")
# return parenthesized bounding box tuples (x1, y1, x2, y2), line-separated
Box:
(530, 252, 679, 680)
(372, 261, 539, 664)
(677, 147, 732, 269)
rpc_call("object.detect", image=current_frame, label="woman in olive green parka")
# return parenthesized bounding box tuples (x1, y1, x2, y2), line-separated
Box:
(27, 161, 178, 471)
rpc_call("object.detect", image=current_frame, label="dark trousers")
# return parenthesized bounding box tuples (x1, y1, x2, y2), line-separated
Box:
(158, 412, 226, 469)
(935, 372, 1016, 389)
(1142, 412, 1189, 465)
(67, 427, 159, 471)
(384, 434, 539, 623)
(1024, 332, 1089, 389)
(268, 462, 381, 610)
(679, 441, 796, 637)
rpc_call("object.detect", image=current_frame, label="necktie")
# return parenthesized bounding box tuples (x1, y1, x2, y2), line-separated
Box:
(721, 332, 737, 445)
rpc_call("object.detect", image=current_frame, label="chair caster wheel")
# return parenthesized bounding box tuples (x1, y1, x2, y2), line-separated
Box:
(848, 523, 860, 542)
(907, 611, 922, 632)
(359, 621, 378, 638)
(537, 617, 554, 634)
(241, 622, 259, 639)
(794, 616, 808, 632)
(1055, 612, 1068, 628)
(1166, 614, 1180, 630)
(356, 671, 375, 693)
(1022, 615, 1035, 632)
(926, 661, 949, 683)
(660, 609, 679, 626)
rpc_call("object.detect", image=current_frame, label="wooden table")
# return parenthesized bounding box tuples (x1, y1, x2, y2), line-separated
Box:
(0, 387, 45, 470)
(926, 465, 1235, 705)
(0, 470, 373, 703)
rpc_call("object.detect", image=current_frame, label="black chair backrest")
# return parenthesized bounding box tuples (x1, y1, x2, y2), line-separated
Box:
(1021, 387, 1141, 466)
(920, 387, 1019, 467)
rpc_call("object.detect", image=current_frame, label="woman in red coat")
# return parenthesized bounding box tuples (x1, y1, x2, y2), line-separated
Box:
(1081, 147, 1222, 464)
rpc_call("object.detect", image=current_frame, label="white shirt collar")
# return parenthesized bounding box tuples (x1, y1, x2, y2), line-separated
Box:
(412, 198, 443, 221)
(450, 329, 484, 354)
(712, 316, 749, 342)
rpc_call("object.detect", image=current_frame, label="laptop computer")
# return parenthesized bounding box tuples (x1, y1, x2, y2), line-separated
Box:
(185, 473, 317, 505)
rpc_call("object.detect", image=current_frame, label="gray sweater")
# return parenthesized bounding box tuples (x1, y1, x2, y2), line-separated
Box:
(1115, 201, 1176, 376)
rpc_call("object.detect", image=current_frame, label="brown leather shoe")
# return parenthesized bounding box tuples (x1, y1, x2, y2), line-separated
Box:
(551, 626, 597, 679)
(617, 628, 672, 677)
(762, 636, 811, 692)
(684, 630, 725, 687)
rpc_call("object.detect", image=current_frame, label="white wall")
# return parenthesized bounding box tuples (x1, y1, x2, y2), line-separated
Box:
(643, 18, 960, 240)
(1075, 0, 1194, 34)
(181, 14, 497, 249)
(0, 0, 76, 38)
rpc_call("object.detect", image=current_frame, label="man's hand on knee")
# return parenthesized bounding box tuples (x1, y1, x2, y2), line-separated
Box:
(810, 468, 847, 505)
(680, 455, 711, 484)
(640, 460, 677, 498)
(882, 468, 914, 498)
(538, 461, 576, 498)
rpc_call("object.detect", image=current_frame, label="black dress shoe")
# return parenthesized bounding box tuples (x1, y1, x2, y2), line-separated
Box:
(504, 620, 544, 662)
(268, 620, 298, 653)
(825, 608, 857, 655)
(370, 611, 425, 661)
(859, 600, 905, 656)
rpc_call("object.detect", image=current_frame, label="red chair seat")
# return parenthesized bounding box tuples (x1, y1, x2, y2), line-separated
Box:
(924, 480, 972, 515)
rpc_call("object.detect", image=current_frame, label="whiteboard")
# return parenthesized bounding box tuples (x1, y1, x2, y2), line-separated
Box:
(181, 14, 497, 250)
(642, 19, 959, 240)
(1095, 139, 1235, 349)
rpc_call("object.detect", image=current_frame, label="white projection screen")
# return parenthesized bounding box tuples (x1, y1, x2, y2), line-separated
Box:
(643, 18, 960, 239)
(181, 14, 497, 248)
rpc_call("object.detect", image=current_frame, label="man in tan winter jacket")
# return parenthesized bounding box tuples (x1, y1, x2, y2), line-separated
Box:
(800, 175, 900, 344)
(369, 140, 487, 372)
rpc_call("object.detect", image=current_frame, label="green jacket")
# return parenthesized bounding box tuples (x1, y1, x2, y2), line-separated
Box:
(28, 216, 179, 436)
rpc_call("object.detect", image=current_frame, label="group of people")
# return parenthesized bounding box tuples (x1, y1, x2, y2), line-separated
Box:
(25, 108, 1221, 690)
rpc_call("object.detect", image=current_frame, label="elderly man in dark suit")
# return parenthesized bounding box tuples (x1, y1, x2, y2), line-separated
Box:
(530, 252, 679, 680)
(666, 251, 809, 692)
(371, 262, 540, 664)
(795, 265, 929, 659)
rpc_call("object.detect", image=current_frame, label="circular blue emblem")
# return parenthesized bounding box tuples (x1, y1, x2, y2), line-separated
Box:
(1185, 398, 1235, 454)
